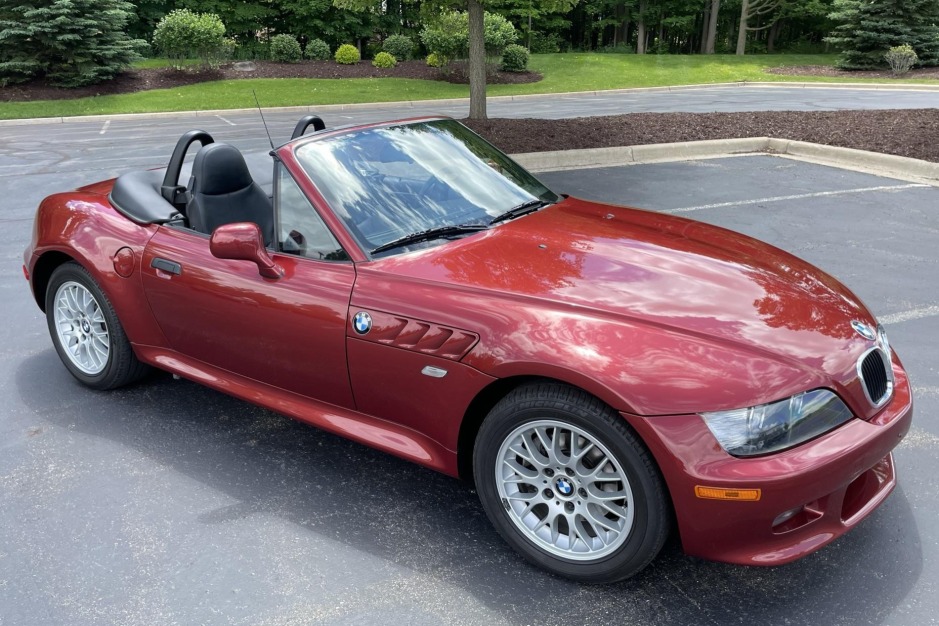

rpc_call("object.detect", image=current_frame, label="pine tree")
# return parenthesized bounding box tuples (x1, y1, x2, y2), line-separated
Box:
(827, 0, 939, 69)
(0, 0, 145, 87)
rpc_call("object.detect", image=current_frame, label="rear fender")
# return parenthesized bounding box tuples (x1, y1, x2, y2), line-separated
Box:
(28, 191, 166, 347)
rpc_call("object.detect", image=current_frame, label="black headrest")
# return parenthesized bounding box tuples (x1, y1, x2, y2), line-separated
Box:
(191, 143, 254, 195)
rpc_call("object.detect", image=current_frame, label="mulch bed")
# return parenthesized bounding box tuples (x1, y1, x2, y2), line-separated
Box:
(0, 60, 541, 103)
(766, 65, 939, 80)
(464, 109, 939, 163)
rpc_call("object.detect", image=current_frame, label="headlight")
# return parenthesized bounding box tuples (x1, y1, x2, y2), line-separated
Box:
(701, 389, 854, 457)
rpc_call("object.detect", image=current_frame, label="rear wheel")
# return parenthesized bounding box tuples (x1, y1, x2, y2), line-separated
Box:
(473, 382, 670, 583)
(45, 262, 149, 389)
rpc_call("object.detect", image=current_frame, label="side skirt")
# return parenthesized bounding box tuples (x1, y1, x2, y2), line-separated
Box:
(134, 345, 460, 477)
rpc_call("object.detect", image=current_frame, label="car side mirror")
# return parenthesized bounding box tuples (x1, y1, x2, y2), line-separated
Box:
(209, 223, 283, 279)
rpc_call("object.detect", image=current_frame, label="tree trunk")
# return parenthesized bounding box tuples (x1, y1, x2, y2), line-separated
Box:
(467, 0, 487, 119)
(614, 4, 627, 46)
(637, 0, 647, 54)
(767, 19, 781, 52)
(736, 0, 749, 55)
(699, 8, 710, 54)
(705, 0, 720, 54)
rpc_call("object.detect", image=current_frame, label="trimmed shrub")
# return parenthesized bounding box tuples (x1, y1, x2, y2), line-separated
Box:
(306, 38, 331, 60)
(334, 44, 360, 64)
(383, 34, 415, 61)
(270, 34, 302, 63)
(501, 44, 529, 72)
(885, 44, 918, 75)
(426, 52, 445, 68)
(153, 9, 227, 70)
(373, 51, 397, 68)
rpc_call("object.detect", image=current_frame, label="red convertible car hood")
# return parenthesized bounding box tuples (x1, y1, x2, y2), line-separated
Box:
(370, 197, 877, 410)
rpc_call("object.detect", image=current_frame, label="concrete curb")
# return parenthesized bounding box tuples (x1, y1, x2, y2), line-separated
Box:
(512, 138, 939, 187)
(3, 79, 939, 126)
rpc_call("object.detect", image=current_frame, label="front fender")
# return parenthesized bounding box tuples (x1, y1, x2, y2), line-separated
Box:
(348, 267, 816, 417)
(460, 305, 817, 416)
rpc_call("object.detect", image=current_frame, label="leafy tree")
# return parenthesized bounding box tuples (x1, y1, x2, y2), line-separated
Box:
(762, 0, 833, 52)
(421, 10, 517, 64)
(495, 0, 573, 50)
(736, 0, 781, 54)
(274, 0, 375, 52)
(0, 0, 144, 87)
(127, 0, 177, 40)
(176, 0, 273, 39)
(827, 0, 939, 69)
(338, 0, 577, 119)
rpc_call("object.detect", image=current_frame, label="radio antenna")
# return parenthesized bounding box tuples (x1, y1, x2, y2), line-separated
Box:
(253, 90, 275, 150)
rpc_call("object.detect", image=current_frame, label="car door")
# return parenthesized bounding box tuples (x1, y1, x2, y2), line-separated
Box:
(140, 163, 356, 409)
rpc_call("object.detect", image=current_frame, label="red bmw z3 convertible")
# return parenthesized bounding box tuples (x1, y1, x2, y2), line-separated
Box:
(23, 115, 912, 582)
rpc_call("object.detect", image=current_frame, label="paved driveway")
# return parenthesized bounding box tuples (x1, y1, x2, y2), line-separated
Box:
(3, 145, 938, 624)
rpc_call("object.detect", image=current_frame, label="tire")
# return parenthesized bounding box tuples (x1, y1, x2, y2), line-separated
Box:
(473, 382, 671, 583)
(45, 261, 149, 390)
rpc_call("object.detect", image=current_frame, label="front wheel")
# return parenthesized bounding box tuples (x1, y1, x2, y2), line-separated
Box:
(473, 383, 671, 583)
(45, 261, 149, 390)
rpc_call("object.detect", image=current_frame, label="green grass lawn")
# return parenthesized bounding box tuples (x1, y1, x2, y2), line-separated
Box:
(1, 53, 933, 120)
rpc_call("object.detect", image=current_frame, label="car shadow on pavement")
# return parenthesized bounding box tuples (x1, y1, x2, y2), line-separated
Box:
(13, 351, 924, 625)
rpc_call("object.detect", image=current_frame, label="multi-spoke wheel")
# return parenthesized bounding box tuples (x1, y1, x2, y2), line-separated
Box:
(53, 280, 110, 375)
(474, 383, 670, 583)
(45, 262, 149, 389)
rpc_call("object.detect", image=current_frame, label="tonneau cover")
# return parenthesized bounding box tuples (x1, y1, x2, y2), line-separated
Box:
(108, 152, 275, 225)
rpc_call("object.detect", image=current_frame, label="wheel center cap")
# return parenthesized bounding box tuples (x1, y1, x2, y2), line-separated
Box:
(555, 477, 574, 497)
(80, 320, 91, 333)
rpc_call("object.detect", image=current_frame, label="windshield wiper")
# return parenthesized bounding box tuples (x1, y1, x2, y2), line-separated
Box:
(489, 199, 552, 225)
(370, 223, 489, 255)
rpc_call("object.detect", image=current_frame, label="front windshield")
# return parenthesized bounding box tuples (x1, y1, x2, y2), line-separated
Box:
(293, 119, 558, 256)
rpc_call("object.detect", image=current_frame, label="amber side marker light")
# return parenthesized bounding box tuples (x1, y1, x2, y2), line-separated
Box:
(695, 486, 762, 501)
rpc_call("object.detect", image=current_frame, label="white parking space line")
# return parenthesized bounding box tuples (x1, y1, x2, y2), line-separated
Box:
(880, 305, 939, 325)
(913, 386, 939, 398)
(664, 184, 929, 214)
(899, 426, 939, 450)
(215, 115, 237, 126)
(99, 120, 110, 135)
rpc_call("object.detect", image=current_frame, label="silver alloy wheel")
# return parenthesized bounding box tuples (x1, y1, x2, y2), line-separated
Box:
(496, 419, 635, 560)
(53, 280, 110, 375)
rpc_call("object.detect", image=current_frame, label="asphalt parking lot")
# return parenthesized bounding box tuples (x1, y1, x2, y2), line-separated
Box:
(2, 116, 939, 625)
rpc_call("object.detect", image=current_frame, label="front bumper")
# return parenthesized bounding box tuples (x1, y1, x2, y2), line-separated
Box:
(623, 364, 913, 566)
